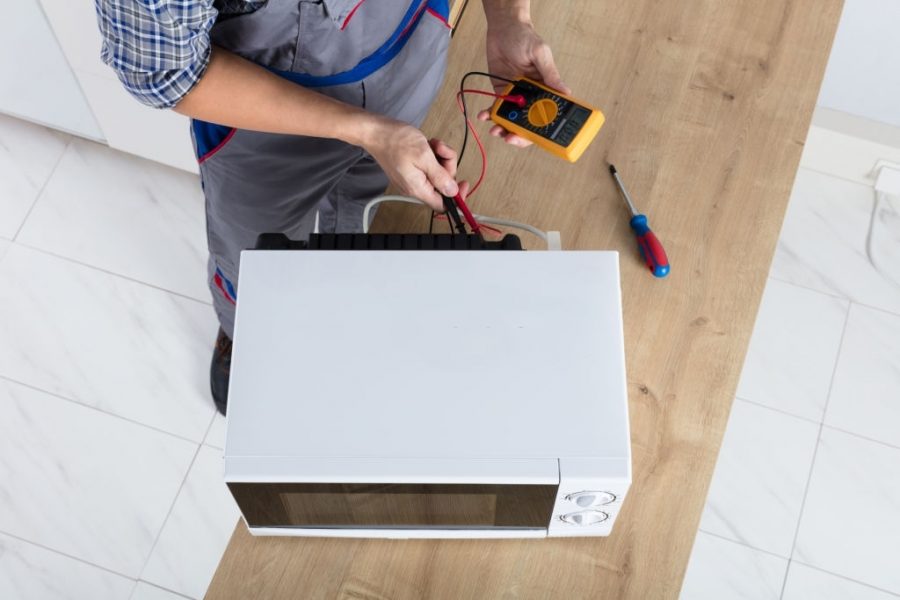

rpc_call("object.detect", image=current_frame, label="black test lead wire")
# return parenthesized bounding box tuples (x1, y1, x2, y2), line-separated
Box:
(428, 71, 517, 235)
(457, 71, 519, 167)
(443, 195, 468, 235)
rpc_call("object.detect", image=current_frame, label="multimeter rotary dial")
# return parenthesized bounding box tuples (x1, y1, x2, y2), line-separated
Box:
(528, 98, 559, 127)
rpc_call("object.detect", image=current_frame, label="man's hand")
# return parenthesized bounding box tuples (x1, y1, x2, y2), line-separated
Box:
(479, 2, 570, 147)
(361, 117, 459, 210)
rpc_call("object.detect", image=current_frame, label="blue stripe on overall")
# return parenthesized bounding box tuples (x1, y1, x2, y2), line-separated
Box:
(193, 0, 450, 160)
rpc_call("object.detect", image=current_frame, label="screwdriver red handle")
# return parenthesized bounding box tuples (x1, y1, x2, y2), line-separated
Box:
(629, 214, 670, 278)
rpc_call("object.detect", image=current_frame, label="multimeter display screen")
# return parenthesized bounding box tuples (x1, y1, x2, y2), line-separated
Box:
(496, 82, 592, 148)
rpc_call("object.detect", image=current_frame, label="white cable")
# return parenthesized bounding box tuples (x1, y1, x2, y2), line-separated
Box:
(868, 164, 900, 287)
(470, 215, 548, 241)
(866, 190, 900, 288)
(362, 195, 560, 248)
(362, 195, 427, 233)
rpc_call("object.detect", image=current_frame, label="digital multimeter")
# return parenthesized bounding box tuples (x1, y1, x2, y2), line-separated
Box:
(490, 77, 605, 163)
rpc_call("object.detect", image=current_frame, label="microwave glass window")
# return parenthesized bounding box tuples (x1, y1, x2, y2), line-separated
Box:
(229, 483, 558, 529)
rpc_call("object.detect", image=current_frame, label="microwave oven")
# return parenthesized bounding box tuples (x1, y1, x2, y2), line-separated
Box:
(223, 246, 631, 538)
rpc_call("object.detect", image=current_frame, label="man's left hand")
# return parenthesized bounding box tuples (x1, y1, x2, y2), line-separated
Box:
(477, 12, 570, 147)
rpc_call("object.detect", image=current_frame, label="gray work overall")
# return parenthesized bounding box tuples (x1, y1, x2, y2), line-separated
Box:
(193, 0, 452, 337)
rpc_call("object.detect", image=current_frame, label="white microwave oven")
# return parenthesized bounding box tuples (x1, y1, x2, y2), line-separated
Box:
(223, 245, 631, 538)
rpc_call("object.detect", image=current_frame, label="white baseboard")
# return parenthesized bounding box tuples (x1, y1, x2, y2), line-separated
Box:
(800, 107, 900, 186)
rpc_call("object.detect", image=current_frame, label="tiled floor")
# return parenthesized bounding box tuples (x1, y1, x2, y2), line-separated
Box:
(682, 166, 900, 598)
(0, 113, 236, 600)
(0, 109, 898, 599)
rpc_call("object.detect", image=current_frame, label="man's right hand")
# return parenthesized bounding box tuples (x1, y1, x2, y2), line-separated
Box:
(360, 117, 459, 210)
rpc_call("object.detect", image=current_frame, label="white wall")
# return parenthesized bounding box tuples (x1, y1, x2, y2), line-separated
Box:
(817, 0, 900, 128)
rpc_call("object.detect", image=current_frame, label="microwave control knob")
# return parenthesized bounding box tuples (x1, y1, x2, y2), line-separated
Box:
(559, 510, 609, 526)
(566, 491, 616, 507)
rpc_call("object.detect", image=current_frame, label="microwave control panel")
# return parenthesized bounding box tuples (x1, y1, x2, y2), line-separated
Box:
(553, 488, 624, 534)
(550, 459, 631, 537)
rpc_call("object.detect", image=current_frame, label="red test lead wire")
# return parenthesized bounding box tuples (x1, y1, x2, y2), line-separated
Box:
(454, 90, 502, 198)
(452, 87, 524, 232)
(458, 89, 526, 107)
(453, 192, 481, 234)
(454, 91, 524, 197)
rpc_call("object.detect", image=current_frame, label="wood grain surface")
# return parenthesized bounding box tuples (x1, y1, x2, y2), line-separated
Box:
(206, 1, 843, 598)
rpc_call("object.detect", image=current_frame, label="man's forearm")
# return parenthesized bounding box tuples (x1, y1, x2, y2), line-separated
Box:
(174, 47, 383, 149)
(173, 45, 458, 208)
(481, 0, 531, 25)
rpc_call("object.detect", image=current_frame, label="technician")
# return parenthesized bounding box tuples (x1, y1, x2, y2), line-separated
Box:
(96, 0, 568, 415)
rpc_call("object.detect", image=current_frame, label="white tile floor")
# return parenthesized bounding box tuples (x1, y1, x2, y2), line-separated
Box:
(0, 110, 898, 599)
(0, 113, 236, 600)
(683, 166, 900, 598)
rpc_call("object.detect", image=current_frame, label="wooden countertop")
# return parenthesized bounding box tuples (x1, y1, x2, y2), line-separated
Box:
(206, 1, 843, 598)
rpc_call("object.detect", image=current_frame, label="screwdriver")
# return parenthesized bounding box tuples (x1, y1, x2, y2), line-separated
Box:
(608, 164, 670, 278)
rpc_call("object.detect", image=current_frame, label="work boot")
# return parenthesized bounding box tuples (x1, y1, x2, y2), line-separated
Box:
(210, 328, 232, 416)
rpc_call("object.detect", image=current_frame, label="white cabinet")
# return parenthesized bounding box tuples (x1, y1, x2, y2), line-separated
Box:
(36, 0, 199, 173)
(76, 72, 199, 172)
(0, 0, 102, 139)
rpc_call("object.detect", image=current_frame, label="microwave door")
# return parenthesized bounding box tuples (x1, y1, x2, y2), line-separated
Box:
(228, 482, 559, 531)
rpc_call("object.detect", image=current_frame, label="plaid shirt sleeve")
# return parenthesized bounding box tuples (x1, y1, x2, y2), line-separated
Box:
(95, 0, 219, 109)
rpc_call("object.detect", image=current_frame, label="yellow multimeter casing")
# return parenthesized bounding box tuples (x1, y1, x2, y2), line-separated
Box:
(489, 77, 605, 163)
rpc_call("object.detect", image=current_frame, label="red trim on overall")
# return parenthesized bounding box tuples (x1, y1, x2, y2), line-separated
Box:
(214, 272, 237, 305)
(198, 128, 237, 164)
(397, 2, 430, 39)
(340, 0, 367, 30)
(426, 7, 451, 29)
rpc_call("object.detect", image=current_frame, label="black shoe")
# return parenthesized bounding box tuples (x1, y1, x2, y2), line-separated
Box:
(210, 328, 232, 416)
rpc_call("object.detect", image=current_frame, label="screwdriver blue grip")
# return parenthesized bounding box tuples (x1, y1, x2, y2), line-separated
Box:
(629, 214, 670, 278)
